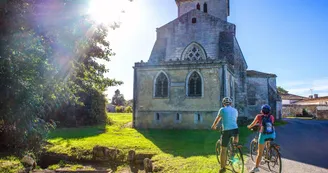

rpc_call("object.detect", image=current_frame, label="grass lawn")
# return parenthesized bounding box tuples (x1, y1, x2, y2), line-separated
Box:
(285, 116, 314, 120)
(0, 155, 24, 173)
(274, 119, 289, 126)
(47, 113, 252, 173)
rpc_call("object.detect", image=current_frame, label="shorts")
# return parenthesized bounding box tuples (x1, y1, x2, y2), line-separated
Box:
(258, 132, 276, 144)
(221, 128, 239, 147)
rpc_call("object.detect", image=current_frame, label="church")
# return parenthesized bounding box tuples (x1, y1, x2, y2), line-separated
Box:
(132, 0, 281, 129)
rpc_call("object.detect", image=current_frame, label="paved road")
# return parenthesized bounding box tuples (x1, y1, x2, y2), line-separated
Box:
(245, 118, 328, 173)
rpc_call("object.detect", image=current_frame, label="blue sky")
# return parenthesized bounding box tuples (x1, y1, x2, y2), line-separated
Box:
(96, 0, 328, 100)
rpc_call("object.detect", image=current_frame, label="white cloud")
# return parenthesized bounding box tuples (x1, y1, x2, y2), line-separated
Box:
(285, 78, 328, 97)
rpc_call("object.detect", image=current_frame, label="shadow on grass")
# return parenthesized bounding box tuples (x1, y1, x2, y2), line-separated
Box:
(47, 124, 106, 140)
(137, 126, 252, 158)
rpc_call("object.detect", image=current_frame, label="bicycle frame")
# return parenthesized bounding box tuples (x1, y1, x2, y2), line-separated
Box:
(250, 126, 281, 162)
(215, 125, 244, 173)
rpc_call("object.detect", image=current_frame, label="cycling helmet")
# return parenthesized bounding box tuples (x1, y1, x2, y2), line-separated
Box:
(261, 104, 271, 114)
(222, 97, 232, 105)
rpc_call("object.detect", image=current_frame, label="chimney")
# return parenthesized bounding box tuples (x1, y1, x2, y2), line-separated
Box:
(309, 95, 313, 99)
(314, 94, 318, 98)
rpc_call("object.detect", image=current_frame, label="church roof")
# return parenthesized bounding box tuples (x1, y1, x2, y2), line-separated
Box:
(246, 70, 277, 78)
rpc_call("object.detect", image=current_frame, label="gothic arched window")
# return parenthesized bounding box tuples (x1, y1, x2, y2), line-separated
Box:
(182, 43, 206, 61)
(188, 72, 202, 97)
(155, 72, 168, 97)
(204, 3, 208, 13)
(196, 3, 200, 10)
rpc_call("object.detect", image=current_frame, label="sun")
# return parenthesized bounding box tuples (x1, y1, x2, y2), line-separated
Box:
(88, 0, 130, 24)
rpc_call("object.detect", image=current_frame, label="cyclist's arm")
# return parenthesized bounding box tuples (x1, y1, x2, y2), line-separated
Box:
(248, 115, 259, 128)
(211, 109, 222, 128)
(212, 115, 222, 128)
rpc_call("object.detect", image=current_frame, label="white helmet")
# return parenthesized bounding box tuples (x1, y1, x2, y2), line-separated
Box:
(222, 97, 232, 104)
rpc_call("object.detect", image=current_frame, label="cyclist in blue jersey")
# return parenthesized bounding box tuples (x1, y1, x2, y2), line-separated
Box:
(212, 97, 239, 173)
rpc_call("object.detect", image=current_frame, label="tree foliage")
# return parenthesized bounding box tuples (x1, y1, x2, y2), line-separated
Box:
(111, 89, 125, 106)
(0, 0, 122, 151)
(277, 86, 288, 94)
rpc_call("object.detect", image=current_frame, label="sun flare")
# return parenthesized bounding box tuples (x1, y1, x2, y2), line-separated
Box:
(88, 0, 132, 24)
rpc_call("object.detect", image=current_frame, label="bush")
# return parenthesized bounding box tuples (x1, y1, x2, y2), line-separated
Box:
(125, 106, 133, 113)
(115, 106, 124, 113)
(302, 108, 309, 117)
(45, 89, 108, 127)
(106, 116, 113, 125)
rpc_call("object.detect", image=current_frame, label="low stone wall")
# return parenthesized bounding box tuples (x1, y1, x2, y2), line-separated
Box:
(317, 106, 328, 120)
(282, 105, 328, 119)
(135, 111, 218, 129)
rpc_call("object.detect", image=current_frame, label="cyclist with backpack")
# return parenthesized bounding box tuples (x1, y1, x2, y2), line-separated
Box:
(247, 104, 276, 173)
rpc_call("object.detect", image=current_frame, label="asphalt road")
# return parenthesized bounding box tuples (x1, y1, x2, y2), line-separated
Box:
(245, 118, 328, 173)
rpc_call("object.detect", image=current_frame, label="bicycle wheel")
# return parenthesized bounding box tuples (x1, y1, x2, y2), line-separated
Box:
(230, 146, 244, 173)
(250, 140, 258, 163)
(215, 139, 221, 164)
(267, 145, 282, 173)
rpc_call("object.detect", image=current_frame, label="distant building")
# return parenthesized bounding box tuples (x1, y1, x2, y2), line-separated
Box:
(294, 95, 328, 105)
(106, 104, 116, 112)
(280, 93, 306, 105)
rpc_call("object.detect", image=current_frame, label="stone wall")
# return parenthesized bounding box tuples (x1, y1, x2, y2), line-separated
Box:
(135, 111, 217, 129)
(134, 62, 224, 129)
(246, 77, 269, 118)
(232, 38, 247, 117)
(282, 105, 328, 118)
(317, 106, 328, 119)
(149, 9, 235, 63)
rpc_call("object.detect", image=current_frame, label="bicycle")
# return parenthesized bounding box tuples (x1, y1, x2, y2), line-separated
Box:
(215, 126, 244, 173)
(249, 125, 282, 173)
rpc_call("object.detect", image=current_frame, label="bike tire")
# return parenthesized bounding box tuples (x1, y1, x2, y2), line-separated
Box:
(267, 145, 282, 173)
(215, 139, 221, 164)
(250, 140, 258, 163)
(230, 146, 244, 173)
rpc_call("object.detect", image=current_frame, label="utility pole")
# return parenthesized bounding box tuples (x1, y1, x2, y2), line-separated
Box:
(310, 88, 313, 95)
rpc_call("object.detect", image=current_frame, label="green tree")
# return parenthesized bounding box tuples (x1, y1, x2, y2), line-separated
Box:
(277, 86, 289, 94)
(0, 0, 126, 151)
(111, 89, 126, 106)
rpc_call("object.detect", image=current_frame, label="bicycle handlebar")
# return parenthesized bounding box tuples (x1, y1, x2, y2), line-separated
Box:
(250, 124, 260, 131)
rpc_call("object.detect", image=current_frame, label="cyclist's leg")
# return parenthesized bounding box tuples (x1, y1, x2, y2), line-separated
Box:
(220, 147, 228, 170)
(220, 130, 231, 169)
(232, 128, 239, 144)
(255, 133, 267, 168)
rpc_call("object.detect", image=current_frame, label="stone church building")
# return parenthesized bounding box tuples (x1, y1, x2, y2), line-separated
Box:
(132, 0, 281, 129)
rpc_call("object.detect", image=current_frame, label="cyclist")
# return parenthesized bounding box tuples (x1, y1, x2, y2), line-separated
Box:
(211, 97, 239, 173)
(247, 104, 276, 173)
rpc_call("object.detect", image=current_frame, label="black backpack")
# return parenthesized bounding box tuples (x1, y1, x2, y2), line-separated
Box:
(261, 115, 274, 134)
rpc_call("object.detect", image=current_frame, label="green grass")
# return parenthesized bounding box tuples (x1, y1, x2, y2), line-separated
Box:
(48, 163, 95, 171)
(285, 116, 314, 120)
(0, 156, 24, 173)
(274, 120, 289, 126)
(47, 113, 252, 172)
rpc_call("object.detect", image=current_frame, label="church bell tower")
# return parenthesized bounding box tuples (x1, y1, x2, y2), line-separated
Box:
(175, 0, 230, 21)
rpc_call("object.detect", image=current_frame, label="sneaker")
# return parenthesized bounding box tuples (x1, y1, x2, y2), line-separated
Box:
(249, 167, 260, 173)
(219, 168, 226, 173)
